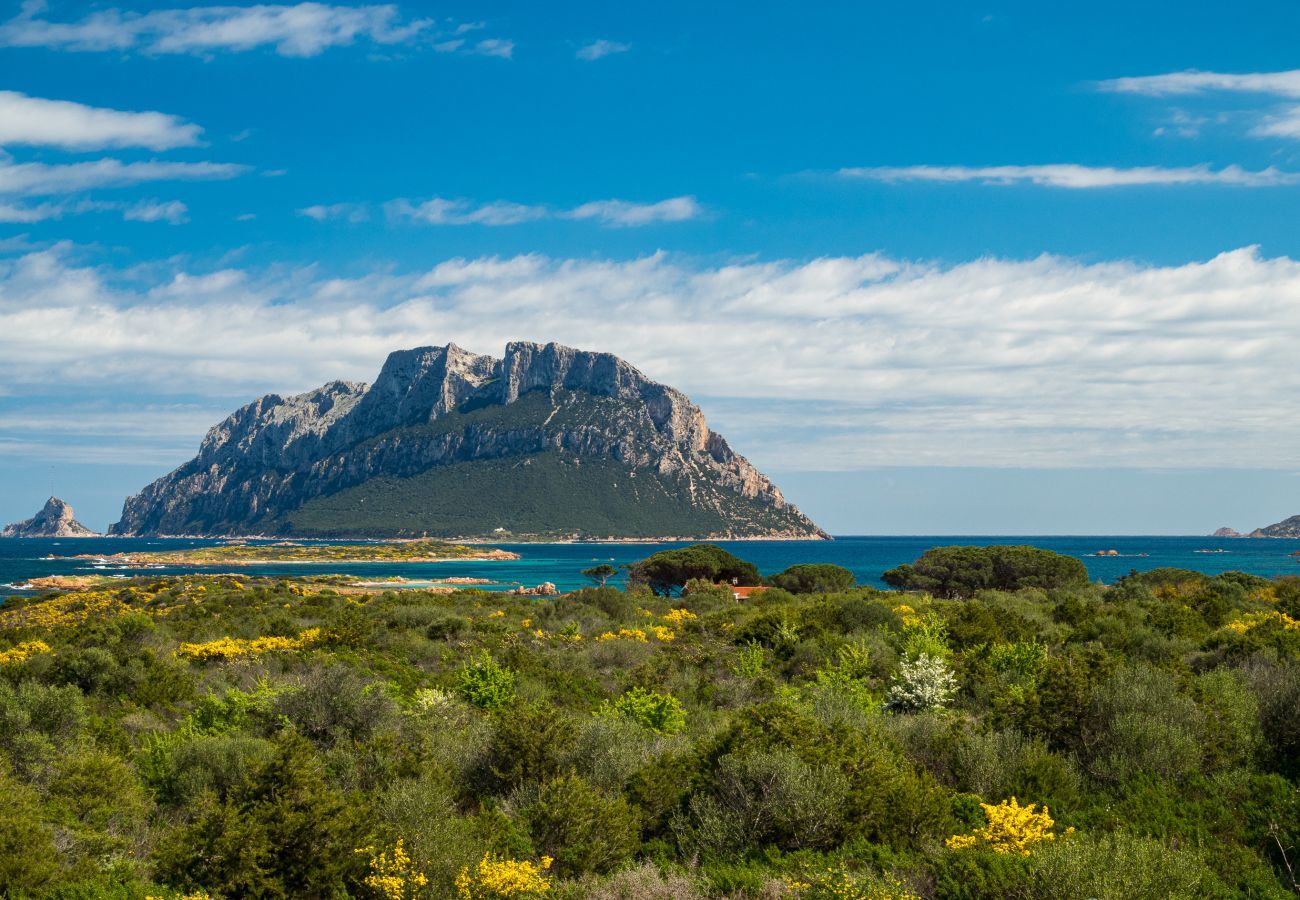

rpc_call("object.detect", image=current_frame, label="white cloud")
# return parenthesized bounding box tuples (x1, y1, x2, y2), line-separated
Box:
(838, 163, 1298, 188)
(380, 195, 702, 226)
(4, 245, 1300, 472)
(0, 197, 189, 223)
(0, 91, 201, 150)
(1098, 69, 1300, 98)
(471, 38, 512, 59)
(122, 199, 188, 223)
(0, 156, 246, 197)
(576, 39, 629, 61)
(566, 196, 701, 225)
(1099, 69, 1300, 141)
(0, 1, 431, 57)
(299, 202, 369, 223)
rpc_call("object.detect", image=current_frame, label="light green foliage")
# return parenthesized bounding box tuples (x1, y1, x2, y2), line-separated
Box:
(601, 687, 687, 735)
(731, 641, 767, 678)
(900, 612, 951, 660)
(456, 650, 518, 710)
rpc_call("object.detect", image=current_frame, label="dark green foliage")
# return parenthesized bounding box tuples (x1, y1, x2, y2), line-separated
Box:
(883, 544, 1089, 597)
(583, 564, 620, 587)
(767, 563, 856, 594)
(152, 733, 368, 897)
(526, 772, 641, 876)
(628, 543, 761, 596)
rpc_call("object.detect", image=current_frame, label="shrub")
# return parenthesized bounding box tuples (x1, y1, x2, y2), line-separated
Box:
(945, 797, 1067, 855)
(526, 772, 641, 876)
(676, 748, 849, 854)
(273, 663, 397, 747)
(1018, 831, 1216, 899)
(601, 687, 687, 735)
(887, 654, 957, 711)
(1085, 666, 1204, 784)
(457, 652, 518, 711)
(484, 703, 579, 793)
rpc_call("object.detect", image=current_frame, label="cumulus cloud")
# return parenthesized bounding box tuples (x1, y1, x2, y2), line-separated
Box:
(838, 163, 1298, 188)
(0, 156, 246, 197)
(0, 91, 201, 150)
(576, 39, 629, 61)
(299, 202, 369, 223)
(0, 1, 431, 57)
(1098, 68, 1300, 140)
(3, 245, 1300, 472)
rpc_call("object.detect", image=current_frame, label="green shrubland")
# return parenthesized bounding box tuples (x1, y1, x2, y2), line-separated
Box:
(0, 552, 1295, 897)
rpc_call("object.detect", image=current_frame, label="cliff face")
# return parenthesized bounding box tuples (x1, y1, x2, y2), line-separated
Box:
(111, 342, 827, 539)
(2, 497, 99, 538)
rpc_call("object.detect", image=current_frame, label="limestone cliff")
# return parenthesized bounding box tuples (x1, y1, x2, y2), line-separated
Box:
(111, 342, 827, 540)
(2, 497, 100, 538)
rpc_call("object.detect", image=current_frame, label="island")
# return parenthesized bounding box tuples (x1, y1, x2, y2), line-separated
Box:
(59, 539, 519, 568)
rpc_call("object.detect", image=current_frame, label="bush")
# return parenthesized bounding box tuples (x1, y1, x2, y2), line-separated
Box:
(527, 772, 641, 876)
(601, 688, 687, 735)
(1018, 831, 1217, 899)
(457, 651, 518, 711)
(1085, 666, 1204, 784)
(273, 663, 398, 746)
(887, 654, 957, 711)
(676, 748, 848, 854)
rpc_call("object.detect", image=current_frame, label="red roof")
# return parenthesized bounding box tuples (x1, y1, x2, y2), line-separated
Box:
(732, 585, 768, 599)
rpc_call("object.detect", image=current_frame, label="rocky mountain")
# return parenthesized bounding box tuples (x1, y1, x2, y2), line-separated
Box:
(1247, 515, 1300, 538)
(2, 497, 100, 538)
(111, 342, 827, 540)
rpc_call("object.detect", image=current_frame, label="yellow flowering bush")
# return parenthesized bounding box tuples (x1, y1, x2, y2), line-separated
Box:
(791, 869, 920, 899)
(0, 588, 137, 631)
(662, 608, 697, 627)
(356, 839, 428, 900)
(455, 853, 552, 898)
(652, 625, 676, 642)
(0, 640, 53, 665)
(945, 797, 1069, 855)
(1222, 610, 1300, 635)
(177, 627, 323, 661)
(595, 628, 648, 642)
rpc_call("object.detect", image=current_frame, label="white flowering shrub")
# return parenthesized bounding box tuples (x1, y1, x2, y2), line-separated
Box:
(886, 653, 957, 711)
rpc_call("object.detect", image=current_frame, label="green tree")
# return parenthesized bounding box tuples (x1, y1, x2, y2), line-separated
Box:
(582, 563, 619, 587)
(628, 544, 761, 596)
(767, 563, 856, 594)
(882, 545, 1088, 598)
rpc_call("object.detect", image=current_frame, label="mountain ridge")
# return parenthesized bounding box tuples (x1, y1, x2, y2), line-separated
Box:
(111, 342, 827, 540)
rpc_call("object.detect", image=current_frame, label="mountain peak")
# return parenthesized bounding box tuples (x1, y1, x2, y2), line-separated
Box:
(2, 497, 100, 538)
(111, 341, 826, 540)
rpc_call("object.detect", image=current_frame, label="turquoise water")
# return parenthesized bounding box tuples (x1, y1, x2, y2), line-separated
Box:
(3, 535, 1300, 598)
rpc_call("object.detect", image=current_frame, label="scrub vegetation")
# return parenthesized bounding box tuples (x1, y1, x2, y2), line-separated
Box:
(0, 547, 1297, 898)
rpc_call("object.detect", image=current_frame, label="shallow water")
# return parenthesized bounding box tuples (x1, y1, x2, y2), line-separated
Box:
(3, 534, 1299, 598)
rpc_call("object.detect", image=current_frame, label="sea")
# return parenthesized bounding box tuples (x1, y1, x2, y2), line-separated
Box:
(3, 534, 1300, 599)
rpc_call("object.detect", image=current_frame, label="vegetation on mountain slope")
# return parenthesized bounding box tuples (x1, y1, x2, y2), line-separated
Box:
(0, 547, 1296, 897)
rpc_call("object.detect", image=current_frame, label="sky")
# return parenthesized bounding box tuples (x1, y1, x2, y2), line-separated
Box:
(3, 0, 1300, 534)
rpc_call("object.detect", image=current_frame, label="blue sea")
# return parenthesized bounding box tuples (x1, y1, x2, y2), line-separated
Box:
(3, 535, 1299, 599)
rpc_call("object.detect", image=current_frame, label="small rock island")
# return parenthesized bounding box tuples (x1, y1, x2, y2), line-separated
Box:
(1, 497, 100, 538)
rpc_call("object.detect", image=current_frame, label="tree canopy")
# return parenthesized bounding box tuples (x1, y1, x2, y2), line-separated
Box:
(767, 563, 856, 594)
(882, 545, 1089, 597)
(627, 543, 761, 595)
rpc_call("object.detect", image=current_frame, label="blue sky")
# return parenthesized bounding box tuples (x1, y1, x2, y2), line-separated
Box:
(3, 0, 1300, 533)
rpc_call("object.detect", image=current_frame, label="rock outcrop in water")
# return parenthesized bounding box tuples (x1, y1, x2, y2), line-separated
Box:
(111, 342, 828, 540)
(2, 497, 99, 538)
